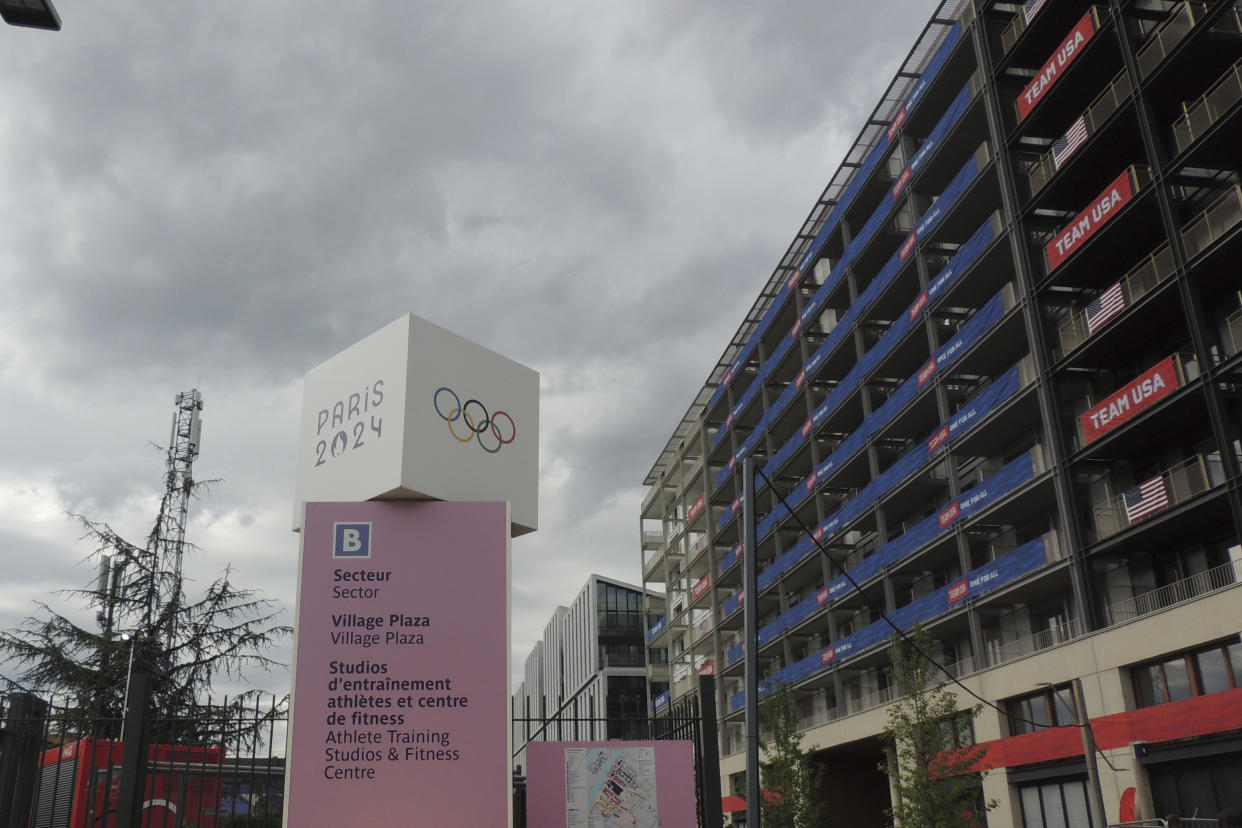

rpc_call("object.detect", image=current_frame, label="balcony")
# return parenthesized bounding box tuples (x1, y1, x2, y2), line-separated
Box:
(1055, 243, 1175, 355)
(1072, 352, 1193, 451)
(1000, 6, 1033, 56)
(1181, 184, 1242, 261)
(1028, 70, 1133, 195)
(1135, 2, 1241, 80)
(984, 617, 1084, 669)
(1174, 57, 1242, 154)
(1103, 558, 1242, 626)
(1226, 308, 1242, 357)
(1088, 453, 1224, 542)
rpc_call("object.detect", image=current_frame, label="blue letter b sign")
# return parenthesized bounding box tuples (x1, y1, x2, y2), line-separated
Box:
(333, 523, 371, 558)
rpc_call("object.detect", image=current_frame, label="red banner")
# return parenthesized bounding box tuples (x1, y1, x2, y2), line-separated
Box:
(887, 107, 907, 143)
(698, 661, 715, 676)
(1017, 11, 1096, 120)
(1045, 170, 1134, 271)
(967, 688, 1242, 772)
(909, 289, 930, 321)
(692, 573, 711, 600)
(1079, 356, 1179, 445)
(938, 501, 960, 529)
(686, 494, 705, 524)
(891, 166, 912, 200)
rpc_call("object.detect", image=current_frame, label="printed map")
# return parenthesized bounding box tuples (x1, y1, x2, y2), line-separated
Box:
(564, 746, 659, 828)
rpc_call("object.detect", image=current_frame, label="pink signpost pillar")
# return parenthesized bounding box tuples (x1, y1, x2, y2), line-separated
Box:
(285, 500, 511, 825)
(285, 314, 540, 828)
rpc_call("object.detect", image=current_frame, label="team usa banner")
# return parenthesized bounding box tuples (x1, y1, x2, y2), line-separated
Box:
(1017, 11, 1097, 121)
(1045, 168, 1136, 271)
(1079, 355, 1180, 445)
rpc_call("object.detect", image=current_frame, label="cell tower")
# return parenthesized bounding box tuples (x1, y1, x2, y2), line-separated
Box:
(148, 390, 203, 643)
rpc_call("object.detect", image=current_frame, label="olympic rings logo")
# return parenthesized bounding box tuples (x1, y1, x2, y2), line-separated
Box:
(433, 387, 517, 454)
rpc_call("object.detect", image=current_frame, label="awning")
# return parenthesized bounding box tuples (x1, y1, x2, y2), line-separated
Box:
(722, 791, 781, 813)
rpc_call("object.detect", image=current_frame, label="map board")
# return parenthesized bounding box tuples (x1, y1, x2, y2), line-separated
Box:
(526, 741, 697, 828)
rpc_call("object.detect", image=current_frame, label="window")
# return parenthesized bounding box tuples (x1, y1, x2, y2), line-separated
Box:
(1006, 684, 1077, 735)
(1131, 638, 1242, 707)
(1020, 778, 1094, 828)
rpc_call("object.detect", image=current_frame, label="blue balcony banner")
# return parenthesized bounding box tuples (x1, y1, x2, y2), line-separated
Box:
(732, 535, 1049, 710)
(750, 189, 996, 492)
(710, 22, 964, 412)
(720, 81, 978, 456)
(717, 188, 995, 534)
(757, 451, 1038, 641)
(727, 284, 1007, 584)
(756, 360, 1023, 542)
(751, 285, 1010, 540)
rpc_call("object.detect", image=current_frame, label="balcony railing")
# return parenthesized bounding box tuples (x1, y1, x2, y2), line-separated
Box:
(719, 630, 1082, 754)
(1029, 70, 1133, 195)
(1182, 184, 1242, 261)
(985, 617, 1085, 668)
(1226, 308, 1242, 357)
(1135, 2, 1242, 79)
(1000, 6, 1031, 55)
(1089, 453, 1223, 542)
(1103, 558, 1242, 626)
(1174, 57, 1242, 154)
(1056, 242, 1175, 355)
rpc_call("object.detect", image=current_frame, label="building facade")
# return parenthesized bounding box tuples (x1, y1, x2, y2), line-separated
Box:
(639, 1, 1242, 825)
(512, 575, 665, 774)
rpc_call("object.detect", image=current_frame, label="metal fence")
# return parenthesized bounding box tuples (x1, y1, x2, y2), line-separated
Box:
(0, 684, 287, 828)
(1110, 820, 1220, 828)
(512, 677, 722, 828)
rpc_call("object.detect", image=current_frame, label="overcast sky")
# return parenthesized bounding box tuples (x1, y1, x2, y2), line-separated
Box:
(0, 0, 942, 696)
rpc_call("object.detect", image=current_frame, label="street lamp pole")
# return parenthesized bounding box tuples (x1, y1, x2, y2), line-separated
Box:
(119, 633, 138, 741)
(1072, 678, 1108, 827)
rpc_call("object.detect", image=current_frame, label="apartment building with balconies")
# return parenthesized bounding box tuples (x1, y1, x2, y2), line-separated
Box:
(640, 1, 1242, 825)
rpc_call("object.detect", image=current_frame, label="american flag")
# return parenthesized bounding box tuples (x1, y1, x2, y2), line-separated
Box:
(1051, 116, 1089, 170)
(1023, 0, 1048, 24)
(1123, 475, 1169, 523)
(1085, 281, 1125, 334)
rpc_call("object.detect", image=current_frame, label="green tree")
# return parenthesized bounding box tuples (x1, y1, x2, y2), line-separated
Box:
(760, 682, 831, 827)
(0, 407, 289, 743)
(880, 625, 994, 828)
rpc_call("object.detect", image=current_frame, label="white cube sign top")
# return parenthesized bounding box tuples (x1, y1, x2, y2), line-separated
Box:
(293, 314, 539, 535)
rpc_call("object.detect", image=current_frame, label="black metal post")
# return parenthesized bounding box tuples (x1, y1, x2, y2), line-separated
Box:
(0, 693, 48, 828)
(743, 458, 760, 828)
(697, 675, 724, 828)
(116, 674, 151, 828)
